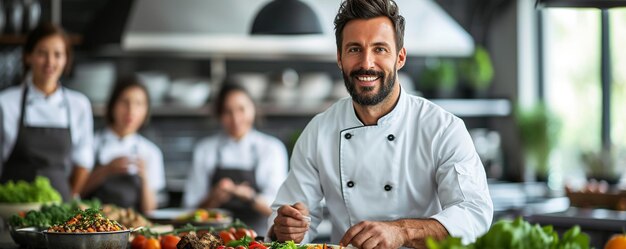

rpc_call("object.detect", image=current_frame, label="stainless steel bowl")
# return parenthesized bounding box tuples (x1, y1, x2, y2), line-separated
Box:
(10, 227, 47, 249)
(44, 230, 130, 249)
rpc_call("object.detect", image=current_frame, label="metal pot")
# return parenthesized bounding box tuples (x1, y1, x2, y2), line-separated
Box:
(43, 230, 130, 249)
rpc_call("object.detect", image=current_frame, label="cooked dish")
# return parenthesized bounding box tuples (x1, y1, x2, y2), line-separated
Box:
(47, 208, 126, 233)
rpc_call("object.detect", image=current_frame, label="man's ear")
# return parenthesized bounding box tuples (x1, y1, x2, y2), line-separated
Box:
(337, 51, 342, 70)
(396, 47, 407, 70)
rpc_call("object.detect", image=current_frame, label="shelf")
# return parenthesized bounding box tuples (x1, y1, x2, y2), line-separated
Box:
(92, 99, 510, 118)
(0, 34, 83, 46)
(92, 101, 334, 117)
(431, 99, 511, 117)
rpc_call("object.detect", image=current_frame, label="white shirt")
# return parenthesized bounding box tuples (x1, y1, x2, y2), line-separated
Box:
(94, 128, 166, 192)
(0, 80, 94, 170)
(183, 129, 289, 208)
(270, 88, 493, 244)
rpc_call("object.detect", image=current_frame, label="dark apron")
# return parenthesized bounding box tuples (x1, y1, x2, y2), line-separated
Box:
(88, 137, 142, 210)
(211, 142, 267, 234)
(0, 86, 73, 202)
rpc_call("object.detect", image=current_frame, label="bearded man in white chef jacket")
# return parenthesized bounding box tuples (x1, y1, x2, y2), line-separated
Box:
(268, 0, 493, 248)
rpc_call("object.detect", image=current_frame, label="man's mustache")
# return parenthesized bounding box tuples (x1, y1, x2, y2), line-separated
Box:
(349, 69, 384, 78)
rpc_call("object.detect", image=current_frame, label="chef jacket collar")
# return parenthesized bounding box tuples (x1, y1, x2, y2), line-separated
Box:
(25, 75, 64, 105)
(102, 127, 140, 145)
(220, 129, 258, 147)
(347, 86, 406, 127)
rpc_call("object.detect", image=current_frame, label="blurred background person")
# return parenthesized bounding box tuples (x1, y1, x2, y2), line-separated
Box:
(81, 77, 165, 213)
(0, 22, 93, 201)
(183, 83, 288, 235)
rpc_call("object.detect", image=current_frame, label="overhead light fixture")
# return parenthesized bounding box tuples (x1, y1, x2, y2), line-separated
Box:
(536, 0, 626, 8)
(250, 0, 323, 35)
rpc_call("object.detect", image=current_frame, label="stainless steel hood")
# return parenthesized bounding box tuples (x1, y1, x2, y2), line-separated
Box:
(122, 0, 473, 60)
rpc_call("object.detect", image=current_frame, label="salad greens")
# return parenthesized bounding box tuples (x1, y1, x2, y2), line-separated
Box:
(8, 199, 101, 228)
(268, 240, 309, 249)
(426, 217, 590, 249)
(0, 176, 62, 203)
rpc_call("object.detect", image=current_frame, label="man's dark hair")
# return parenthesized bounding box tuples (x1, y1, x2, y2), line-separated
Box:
(334, 0, 405, 53)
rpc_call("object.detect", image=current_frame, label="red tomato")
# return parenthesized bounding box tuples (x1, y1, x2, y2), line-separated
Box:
(216, 246, 226, 249)
(144, 238, 161, 249)
(160, 235, 181, 249)
(131, 235, 147, 249)
(234, 228, 251, 240)
(219, 230, 236, 244)
(249, 243, 267, 249)
(248, 229, 257, 239)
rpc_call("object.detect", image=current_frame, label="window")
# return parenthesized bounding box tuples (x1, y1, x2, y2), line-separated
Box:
(542, 8, 626, 184)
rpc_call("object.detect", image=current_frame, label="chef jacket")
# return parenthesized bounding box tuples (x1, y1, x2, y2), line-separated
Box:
(183, 129, 288, 209)
(93, 128, 166, 192)
(270, 87, 493, 244)
(0, 79, 94, 171)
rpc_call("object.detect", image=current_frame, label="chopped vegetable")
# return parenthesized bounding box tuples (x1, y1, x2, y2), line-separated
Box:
(8, 199, 101, 228)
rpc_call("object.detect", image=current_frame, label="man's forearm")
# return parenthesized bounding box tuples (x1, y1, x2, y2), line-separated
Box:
(394, 218, 449, 249)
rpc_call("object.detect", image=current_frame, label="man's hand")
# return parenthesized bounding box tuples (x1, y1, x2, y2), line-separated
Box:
(340, 221, 405, 249)
(272, 202, 310, 242)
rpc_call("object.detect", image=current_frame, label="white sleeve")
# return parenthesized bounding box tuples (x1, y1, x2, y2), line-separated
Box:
(147, 143, 166, 192)
(254, 138, 288, 204)
(71, 97, 94, 170)
(182, 139, 212, 208)
(268, 121, 325, 243)
(429, 119, 493, 244)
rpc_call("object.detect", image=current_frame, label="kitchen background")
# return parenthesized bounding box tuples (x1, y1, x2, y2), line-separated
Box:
(1, 0, 626, 245)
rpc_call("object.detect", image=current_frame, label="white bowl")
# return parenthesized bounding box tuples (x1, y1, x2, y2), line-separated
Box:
(0, 202, 44, 220)
(231, 73, 269, 101)
(136, 71, 171, 106)
(169, 79, 211, 107)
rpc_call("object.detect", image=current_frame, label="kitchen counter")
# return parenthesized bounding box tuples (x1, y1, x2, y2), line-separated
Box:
(527, 207, 626, 248)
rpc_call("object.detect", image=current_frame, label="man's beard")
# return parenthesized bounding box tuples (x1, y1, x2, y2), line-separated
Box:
(343, 67, 396, 106)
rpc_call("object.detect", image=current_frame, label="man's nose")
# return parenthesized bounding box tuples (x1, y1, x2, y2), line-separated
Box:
(359, 51, 375, 70)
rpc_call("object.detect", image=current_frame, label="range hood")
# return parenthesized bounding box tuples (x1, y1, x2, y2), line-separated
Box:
(121, 0, 473, 60)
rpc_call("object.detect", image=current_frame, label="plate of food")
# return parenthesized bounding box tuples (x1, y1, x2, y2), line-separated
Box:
(147, 208, 232, 227)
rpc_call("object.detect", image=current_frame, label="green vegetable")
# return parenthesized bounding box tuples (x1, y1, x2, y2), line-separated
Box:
(8, 199, 102, 228)
(427, 217, 590, 249)
(0, 176, 62, 203)
(268, 241, 308, 249)
(227, 235, 253, 247)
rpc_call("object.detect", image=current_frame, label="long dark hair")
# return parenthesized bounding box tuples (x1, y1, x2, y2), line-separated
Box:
(105, 76, 152, 127)
(22, 22, 73, 77)
(334, 0, 405, 53)
(214, 83, 256, 117)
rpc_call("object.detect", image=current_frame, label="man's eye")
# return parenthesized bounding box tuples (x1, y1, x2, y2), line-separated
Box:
(347, 47, 360, 53)
(375, 47, 388, 53)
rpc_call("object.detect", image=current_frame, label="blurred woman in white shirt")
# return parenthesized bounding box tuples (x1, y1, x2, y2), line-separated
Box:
(0, 22, 93, 201)
(183, 83, 288, 235)
(81, 77, 165, 213)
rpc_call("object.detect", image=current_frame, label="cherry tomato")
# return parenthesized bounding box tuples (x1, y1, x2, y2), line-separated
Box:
(219, 230, 236, 244)
(234, 228, 251, 240)
(248, 229, 257, 239)
(131, 235, 147, 249)
(144, 238, 161, 249)
(216, 246, 226, 249)
(160, 235, 181, 249)
(249, 242, 267, 249)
